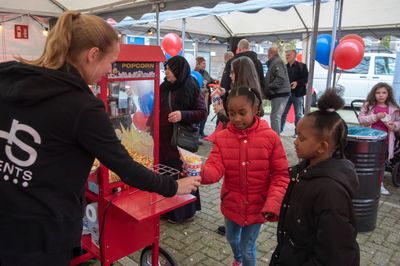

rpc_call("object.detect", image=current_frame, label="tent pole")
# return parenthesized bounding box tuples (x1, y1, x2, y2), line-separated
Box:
(326, 0, 342, 89)
(156, 3, 160, 46)
(304, 0, 321, 114)
(393, 51, 400, 104)
(182, 18, 186, 56)
(332, 0, 344, 88)
(294, 6, 310, 64)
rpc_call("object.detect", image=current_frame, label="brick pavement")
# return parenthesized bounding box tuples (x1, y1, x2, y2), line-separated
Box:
(91, 112, 400, 266)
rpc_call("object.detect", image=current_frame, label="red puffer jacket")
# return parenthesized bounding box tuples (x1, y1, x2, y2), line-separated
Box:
(201, 117, 289, 226)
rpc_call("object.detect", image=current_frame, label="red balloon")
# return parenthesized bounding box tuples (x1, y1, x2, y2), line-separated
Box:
(296, 52, 303, 62)
(340, 34, 365, 48)
(162, 33, 182, 56)
(333, 39, 364, 70)
(132, 112, 149, 131)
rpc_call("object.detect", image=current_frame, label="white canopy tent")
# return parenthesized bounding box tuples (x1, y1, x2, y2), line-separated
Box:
(113, 0, 400, 41)
(0, 0, 249, 18)
(1, 0, 399, 40)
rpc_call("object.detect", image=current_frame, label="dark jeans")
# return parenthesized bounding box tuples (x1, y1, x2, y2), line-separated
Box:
(199, 104, 211, 136)
(281, 94, 303, 132)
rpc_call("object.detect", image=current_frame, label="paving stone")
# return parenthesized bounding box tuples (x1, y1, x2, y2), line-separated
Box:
(371, 251, 391, 265)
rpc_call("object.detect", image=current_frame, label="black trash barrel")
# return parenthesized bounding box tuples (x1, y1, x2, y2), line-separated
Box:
(345, 126, 387, 232)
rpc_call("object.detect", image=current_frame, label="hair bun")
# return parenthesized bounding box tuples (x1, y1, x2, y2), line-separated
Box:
(317, 88, 344, 113)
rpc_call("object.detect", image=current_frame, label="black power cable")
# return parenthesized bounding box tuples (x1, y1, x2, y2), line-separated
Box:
(98, 187, 121, 265)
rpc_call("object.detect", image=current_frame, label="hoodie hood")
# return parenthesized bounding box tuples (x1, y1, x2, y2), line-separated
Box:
(0, 61, 90, 106)
(294, 158, 359, 198)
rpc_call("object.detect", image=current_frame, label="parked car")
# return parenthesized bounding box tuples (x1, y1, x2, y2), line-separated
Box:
(312, 52, 396, 106)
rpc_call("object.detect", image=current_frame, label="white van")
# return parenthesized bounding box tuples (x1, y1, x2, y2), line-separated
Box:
(313, 52, 396, 106)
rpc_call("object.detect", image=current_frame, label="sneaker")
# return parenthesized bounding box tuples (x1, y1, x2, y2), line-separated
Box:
(217, 225, 225, 236)
(381, 185, 390, 196)
(232, 260, 242, 266)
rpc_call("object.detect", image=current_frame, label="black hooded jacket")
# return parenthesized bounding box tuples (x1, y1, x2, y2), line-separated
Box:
(220, 50, 266, 94)
(270, 158, 360, 266)
(0, 61, 178, 255)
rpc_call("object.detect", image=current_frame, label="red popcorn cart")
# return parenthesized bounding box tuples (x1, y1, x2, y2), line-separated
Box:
(71, 44, 195, 266)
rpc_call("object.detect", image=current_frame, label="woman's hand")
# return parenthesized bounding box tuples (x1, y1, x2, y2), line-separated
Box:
(213, 101, 224, 114)
(176, 175, 202, 195)
(168, 111, 182, 123)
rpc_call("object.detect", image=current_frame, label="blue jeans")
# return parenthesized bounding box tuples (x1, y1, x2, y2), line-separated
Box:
(270, 96, 290, 135)
(225, 218, 262, 266)
(281, 94, 303, 132)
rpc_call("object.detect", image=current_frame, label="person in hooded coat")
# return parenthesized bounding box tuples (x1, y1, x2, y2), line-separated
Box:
(157, 56, 207, 223)
(270, 89, 360, 266)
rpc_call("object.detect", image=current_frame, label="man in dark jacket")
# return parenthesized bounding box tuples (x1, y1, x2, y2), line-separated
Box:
(281, 49, 309, 133)
(220, 39, 266, 94)
(263, 47, 291, 135)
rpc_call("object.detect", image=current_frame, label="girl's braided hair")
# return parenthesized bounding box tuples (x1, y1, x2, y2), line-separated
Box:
(306, 88, 348, 158)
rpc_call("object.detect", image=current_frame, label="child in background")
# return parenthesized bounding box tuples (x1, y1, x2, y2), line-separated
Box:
(358, 82, 400, 195)
(201, 86, 289, 266)
(270, 89, 359, 266)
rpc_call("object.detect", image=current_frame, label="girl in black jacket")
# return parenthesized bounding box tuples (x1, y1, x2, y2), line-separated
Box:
(270, 89, 360, 266)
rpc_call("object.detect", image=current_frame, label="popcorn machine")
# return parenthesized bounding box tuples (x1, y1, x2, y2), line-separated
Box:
(71, 44, 195, 266)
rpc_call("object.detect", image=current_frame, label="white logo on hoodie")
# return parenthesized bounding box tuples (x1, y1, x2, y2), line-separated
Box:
(0, 119, 41, 187)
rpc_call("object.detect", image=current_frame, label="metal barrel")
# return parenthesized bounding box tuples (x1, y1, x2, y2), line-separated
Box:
(345, 126, 387, 232)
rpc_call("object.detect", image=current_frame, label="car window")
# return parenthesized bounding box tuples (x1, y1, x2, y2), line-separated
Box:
(337, 56, 370, 74)
(375, 56, 396, 75)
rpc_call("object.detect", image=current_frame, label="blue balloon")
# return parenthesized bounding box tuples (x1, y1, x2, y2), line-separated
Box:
(191, 70, 203, 89)
(138, 91, 154, 116)
(315, 34, 333, 66)
(165, 50, 182, 60)
(164, 52, 172, 60)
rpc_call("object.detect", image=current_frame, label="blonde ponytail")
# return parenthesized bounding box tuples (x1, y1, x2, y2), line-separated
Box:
(18, 11, 118, 70)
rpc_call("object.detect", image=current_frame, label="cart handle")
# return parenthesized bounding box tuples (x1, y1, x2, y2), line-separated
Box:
(350, 99, 364, 120)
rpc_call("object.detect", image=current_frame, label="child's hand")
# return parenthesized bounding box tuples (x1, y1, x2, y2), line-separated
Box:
(217, 87, 226, 95)
(263, 212, 278, 222)
(386, 122, 395, 131)
(213, 101, 224, 113)
(376, 112, 386, 119)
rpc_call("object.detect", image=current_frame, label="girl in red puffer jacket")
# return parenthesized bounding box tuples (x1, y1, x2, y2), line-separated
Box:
(201, 86, 289, 266)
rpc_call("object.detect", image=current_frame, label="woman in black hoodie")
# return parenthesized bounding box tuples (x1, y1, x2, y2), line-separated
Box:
(0, 11, 201, 266)
(270, 89, 360, 266)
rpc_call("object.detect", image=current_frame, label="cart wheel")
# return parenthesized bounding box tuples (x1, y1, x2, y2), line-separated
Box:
(391, 162, 400, 187)
(140, 246, 177, 266)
